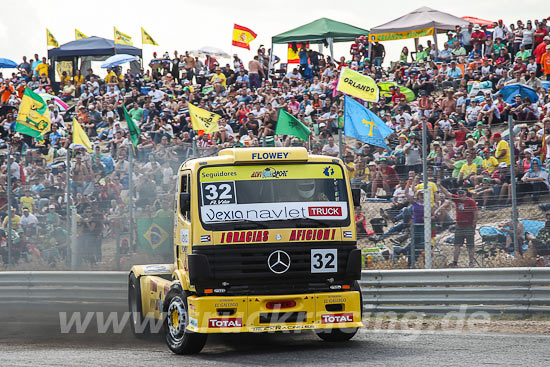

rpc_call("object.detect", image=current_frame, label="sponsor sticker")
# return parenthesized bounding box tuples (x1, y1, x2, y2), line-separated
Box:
(220, 230, 268, 243)
(321, 313, 353, 324)
(180, 229, 189, 245)
(250, 167, 288, 178)
(143, 265, 172, 274)
(189, 317, 198, 328)
(201, 202, 347, 223)
(208, 318, 243, 328)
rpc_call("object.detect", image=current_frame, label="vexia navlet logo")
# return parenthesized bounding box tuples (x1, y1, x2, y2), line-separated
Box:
(208, 318, 243, 328)
(321, 313, 353, 324)
(250, 167, 288, 178)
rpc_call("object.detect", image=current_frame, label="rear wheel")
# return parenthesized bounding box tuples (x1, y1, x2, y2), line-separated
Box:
(128, 273, 149, 338)
(316, 281, 362, 342)
(165, 292, 207, 354)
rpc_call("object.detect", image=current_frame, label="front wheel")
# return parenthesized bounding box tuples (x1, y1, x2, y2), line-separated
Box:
(165, 293, 207, 355)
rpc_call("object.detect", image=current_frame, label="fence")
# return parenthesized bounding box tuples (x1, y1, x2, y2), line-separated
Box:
(2, 269, 550, 317)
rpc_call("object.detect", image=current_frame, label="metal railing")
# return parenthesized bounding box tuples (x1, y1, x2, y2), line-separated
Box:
(2, 269, 550, 316)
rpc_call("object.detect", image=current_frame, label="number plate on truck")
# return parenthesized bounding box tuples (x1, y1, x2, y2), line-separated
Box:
(310, 249, 337, 273)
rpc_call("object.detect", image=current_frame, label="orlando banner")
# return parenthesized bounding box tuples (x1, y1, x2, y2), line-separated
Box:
(336, 67, 379, 102)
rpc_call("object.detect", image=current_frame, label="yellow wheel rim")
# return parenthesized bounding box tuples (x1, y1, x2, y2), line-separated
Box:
(172, 308, 179, 328)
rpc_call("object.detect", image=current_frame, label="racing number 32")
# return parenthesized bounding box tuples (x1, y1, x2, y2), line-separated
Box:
(201, 181, 236, 205)
(311, 249, 337, 273)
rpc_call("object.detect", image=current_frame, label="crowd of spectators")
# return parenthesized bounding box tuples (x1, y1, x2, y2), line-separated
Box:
(2, 16, 550, 267)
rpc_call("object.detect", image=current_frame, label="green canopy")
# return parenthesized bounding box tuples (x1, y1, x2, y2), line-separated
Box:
(377, 82, 415, 102)
(272, 18, 369, 44)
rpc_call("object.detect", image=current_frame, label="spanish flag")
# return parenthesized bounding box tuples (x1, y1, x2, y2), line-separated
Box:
(71, 118, 92, 152)
(75, 29, 87, 40)
(114, 27, 133, 46)
(232, 24, 257, 50)
(141, 27, 158, 46)
(288, 42, 309, 64)
(46, 29, 58, 47)
(188, 103, 220, 134)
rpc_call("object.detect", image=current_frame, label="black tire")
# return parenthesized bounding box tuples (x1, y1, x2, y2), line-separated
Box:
(316, 281, 362, 342)
(128, 273, 150, 338)
(164, 292, 207, 355)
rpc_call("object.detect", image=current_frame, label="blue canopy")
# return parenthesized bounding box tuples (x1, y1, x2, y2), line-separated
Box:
(498, 84, 539, 104)
(48, 36, 142, 58)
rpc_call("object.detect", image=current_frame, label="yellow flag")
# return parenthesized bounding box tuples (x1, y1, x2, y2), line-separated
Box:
(336, 67, 379, 102)
(114, 27, 133, 46)
(75, 29, 87, 40)
(72, 118, 92, 152)
(46, 29, 59, 47)
(188, 103, 220, 134)
(141, 27, 158, 46)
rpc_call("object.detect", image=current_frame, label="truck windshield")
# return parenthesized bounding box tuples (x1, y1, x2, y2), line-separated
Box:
(197, 163, 349, 230)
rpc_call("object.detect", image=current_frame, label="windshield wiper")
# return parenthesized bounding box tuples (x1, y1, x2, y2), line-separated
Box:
(286, 218, 333, 228)
(231, 220, 269, 230)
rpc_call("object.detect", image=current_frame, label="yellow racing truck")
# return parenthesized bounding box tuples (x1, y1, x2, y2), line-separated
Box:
(128, 147, 363, 354)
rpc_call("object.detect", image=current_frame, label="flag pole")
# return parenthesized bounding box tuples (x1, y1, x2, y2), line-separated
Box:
(422, 114, 432, 269)
(6, 143, 12, 266)
(128, 145, 134, 257)
(66, 147, 72, 268)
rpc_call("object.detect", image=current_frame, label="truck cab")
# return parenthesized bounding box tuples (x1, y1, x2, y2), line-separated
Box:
(129, 147, 363, 354)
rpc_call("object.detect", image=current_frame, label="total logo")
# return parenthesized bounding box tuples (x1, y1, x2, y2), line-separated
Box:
(250, 167, 288, 179)
(208, 318, 243, 328)
(321, 313, 353, 324)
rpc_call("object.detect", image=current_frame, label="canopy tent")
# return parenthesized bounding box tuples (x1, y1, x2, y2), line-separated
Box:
(462, 16, 494, 28)
(272, 18, 369, 59)
(48, 36, 142, 58)
(369, 6, 468, 42)
(47, 36, 142, 89)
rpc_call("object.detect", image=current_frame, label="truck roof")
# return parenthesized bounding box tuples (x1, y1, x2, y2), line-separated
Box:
(180, 147, 341, 171)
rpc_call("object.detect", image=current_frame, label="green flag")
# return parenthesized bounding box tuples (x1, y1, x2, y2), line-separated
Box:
(136, 217, 173, 254)
(275, 109, 311, 141)
(122, 104, 141, 147)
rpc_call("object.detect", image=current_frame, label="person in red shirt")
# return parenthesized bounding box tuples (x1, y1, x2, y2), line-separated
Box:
(0, 82, 15, 104)
(470, 25, 486, 48)
(533, 36, 550, 76)
(370, 157, 399, 198)
(391, 86, 407, 104)
(449, 122, 471, 148)
(438, 181, 478, 267)
(534, 23, 548, 46)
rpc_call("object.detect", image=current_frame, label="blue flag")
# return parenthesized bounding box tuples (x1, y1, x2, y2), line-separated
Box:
(343, 96, 393, 150)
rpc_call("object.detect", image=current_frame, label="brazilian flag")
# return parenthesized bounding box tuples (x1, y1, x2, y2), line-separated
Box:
(136, 217, 173, 254)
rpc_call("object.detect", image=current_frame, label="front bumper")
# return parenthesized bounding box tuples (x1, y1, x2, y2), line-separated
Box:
(186, 291, 362, 333)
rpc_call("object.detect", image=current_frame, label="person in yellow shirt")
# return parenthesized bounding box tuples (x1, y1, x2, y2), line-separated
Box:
(104, 68, 117, 84)
(211, 68, 226, 94)
(344, 154, 356, 179)
(457, 152, 478, 185)
(73, 70, 84, 89)
(493, 133, 511, 165)
(35, 59, 48, 78)
(20, 190, 36, 212)
(481, 148, 499, 173)
(2, 208, 21, 230)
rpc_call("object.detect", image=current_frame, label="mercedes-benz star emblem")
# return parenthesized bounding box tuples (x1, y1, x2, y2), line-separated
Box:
(267, 250, 291, 274)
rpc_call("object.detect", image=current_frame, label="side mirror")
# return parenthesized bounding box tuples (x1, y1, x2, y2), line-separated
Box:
(180, 193, 190, 213)
(351, 188, 361, 208)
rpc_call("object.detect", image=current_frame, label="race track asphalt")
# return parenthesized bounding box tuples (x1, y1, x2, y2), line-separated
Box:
(1, 330, 549, 367)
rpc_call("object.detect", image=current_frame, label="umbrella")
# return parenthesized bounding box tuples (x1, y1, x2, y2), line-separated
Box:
(101, 54, 138, 69)
(377, 82, 415, 102)
(191, 47, 230, 58)
(0, 58, 18, 68)
(461, 16, 494, 28)
(498, 84, 539, 104)
(40, 93, 69, 112)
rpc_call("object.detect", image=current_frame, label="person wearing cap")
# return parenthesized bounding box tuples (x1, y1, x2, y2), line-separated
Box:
(20, 207, 39, 235)
(518, 157, 549, 203)
(470, 24, 486, 50)
(534, 36, 550, 76)
(492, 132, 511, 165)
